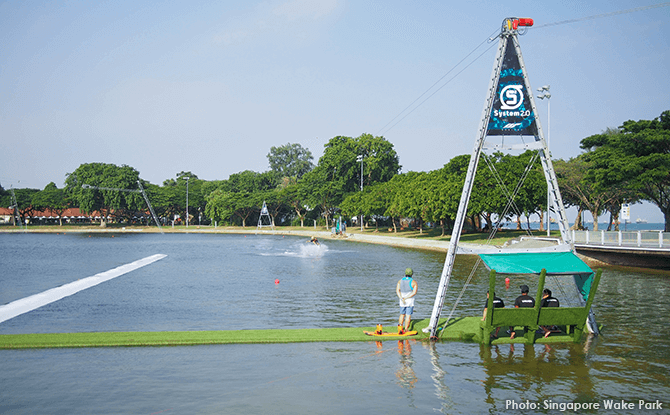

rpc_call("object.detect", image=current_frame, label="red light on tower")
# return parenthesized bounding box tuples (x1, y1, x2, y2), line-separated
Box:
(518, 18, 534, 27)
(503, 17, 533, 34)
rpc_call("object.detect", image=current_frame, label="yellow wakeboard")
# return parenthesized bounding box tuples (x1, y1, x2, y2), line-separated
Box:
(363, 330, 418, 337)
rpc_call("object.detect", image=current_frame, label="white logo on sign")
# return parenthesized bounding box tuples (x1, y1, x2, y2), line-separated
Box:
(500, 85, 524, 110)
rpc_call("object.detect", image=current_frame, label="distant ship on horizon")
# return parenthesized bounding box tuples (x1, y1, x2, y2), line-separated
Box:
(636, 218, 648, 223)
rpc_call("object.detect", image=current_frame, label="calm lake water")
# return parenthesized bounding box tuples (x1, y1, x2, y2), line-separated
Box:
(1, 232, 669, 414)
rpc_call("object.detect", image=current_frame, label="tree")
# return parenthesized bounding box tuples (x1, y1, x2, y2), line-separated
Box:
(386, 172, 424, 231)
(339, 191, 364, 226)
(205, 190, 258, 227)
(382, 175, 408, 232)
(552, 155, 614, 231)
(601, 184, 640, 231)
(64, 163, 143, 227)
(469, 153, 504, 231)
(302, 133, 401, 226)
(424, 167, 461, 236)
(0, 185, 7, 210)
(431, 153, 502, 233)
(505, 151, 547, 231)
(428, 155, 470, 233)
(151, 183, 184, 225)
(203, 170, 282, 227)
(8, 188, 40, 224)
(221, 170, 279, 193)
(162, 171, 198, 187)
(301, 166, 344, 228)
(315, 134, 400, 194)
(205, 189, 235, 225)
(580, 110, 670, 231)
(414, 172, 438, 234)
(306, 135, 359, 209)
(357, 133, 402, 186)
(281, 183, 309, 227)
(554, 158, 588, 229)
(32, 182, 68, 225)
(340, 181, 393, 230)
(267, 143, 314, 179)
(256, 190, 287, 226)
(555, 156, 639, 231)
(230, 192, 257, 227)
(161, 172, 218, 225)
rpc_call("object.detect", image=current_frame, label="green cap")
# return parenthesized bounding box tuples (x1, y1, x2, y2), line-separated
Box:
(405, 267, 413, 276)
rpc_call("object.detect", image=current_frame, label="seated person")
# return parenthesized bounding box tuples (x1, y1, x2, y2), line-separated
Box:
(540, 288, 559, 307)
(510, 284, 535, 339)
(539, 288, 560, 338)
(481, 290, 505, 338)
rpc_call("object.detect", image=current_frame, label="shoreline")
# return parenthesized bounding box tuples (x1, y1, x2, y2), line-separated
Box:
(0, 225, 646, 270)
(0, 225, 491, 253)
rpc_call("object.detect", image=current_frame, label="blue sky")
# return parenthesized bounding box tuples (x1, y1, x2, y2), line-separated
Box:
(1, 1, 668, 221)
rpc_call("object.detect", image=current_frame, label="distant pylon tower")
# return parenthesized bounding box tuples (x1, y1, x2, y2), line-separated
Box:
(257, 201, 274, 232)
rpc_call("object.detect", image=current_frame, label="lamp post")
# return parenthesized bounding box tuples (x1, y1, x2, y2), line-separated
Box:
(185, 176, 190, 228)
(326, 167, 336, 229)
(357, 154, 364, 232)
(537, 85, 551, 236)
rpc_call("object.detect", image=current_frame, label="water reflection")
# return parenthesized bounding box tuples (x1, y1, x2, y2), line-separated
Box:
(396, 340, 418, 391)
(423, 341, 453, 414)
(478, 341, 597, 409)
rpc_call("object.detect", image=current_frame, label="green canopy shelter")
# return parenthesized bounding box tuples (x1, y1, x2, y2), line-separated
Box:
(477, 251, 601, 344)
(479, 251, 595, 301)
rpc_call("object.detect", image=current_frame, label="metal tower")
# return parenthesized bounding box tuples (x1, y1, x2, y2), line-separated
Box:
(426, 18, 573, 338)
(257, 201, 274, 231)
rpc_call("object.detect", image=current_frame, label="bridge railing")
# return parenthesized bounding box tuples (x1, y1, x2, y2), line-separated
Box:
(572, 230, 670, 249)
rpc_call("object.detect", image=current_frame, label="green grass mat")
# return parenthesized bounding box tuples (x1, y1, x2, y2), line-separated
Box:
(0, 319, 453, 349)
(0, 317, 582, 349)
(0, 327, 375, 349)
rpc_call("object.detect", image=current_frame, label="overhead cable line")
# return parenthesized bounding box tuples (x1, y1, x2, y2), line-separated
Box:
(377, 29, 500, 136)
(533, 2, 670, 29)
(378, 2, 670, 135)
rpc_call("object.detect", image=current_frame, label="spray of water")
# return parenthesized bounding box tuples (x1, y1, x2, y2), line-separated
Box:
(297, 242, 328, 258)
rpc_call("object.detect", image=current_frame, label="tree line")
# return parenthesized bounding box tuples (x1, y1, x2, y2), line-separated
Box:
(2, 111, 668, 232)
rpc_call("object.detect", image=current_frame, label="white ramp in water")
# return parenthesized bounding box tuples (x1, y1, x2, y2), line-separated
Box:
(0, 254, 167, 324)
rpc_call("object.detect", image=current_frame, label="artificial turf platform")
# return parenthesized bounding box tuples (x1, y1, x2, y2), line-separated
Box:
(0, 317, 580, 349)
